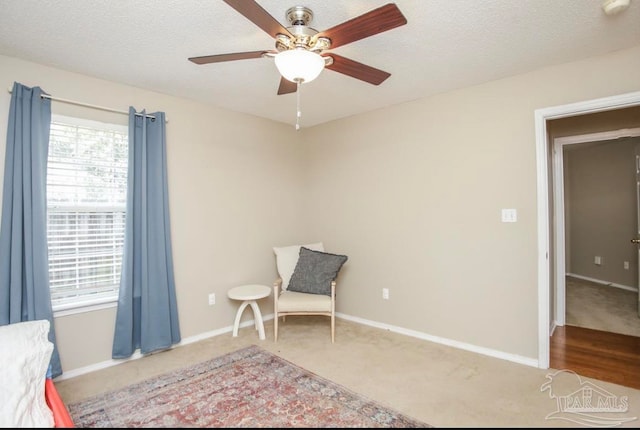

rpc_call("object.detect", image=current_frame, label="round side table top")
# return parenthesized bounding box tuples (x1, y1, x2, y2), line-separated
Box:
(227, 284, 271, 301)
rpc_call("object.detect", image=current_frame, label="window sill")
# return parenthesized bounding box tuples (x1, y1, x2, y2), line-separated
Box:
(53, 299, 118, 318)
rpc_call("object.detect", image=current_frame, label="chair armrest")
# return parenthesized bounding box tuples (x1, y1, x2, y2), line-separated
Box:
(274, 278, 282, 297)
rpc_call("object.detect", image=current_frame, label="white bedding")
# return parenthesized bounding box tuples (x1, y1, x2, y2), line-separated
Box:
(0, 320, 55, 428)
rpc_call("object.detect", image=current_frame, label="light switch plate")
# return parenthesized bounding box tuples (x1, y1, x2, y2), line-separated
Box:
(501, 208, 517, 222)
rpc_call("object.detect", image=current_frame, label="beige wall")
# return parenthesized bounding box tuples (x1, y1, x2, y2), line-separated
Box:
(1, 44, 639, 373)
(0, 55, 309, 372)
(562, 138, 638, 287)
(301, 44, 640, 359)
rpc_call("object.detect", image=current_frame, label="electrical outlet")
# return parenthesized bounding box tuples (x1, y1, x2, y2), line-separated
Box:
(382, 288, 389, 300)
(594, 256, 602, 266)
(624, 261, 630, 270)
(208, 293, 216, 305)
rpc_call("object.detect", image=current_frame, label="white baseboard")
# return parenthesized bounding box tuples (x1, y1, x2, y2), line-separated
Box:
(56, 312, 538, 381)
(566, 272, 638, 292)
(336, 313, 539, 369)
(55, 315, 275, 381)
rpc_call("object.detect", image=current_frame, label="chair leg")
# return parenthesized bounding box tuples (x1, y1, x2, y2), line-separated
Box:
(273, 310, 278, 342)
(331, 313, 335, 343)
(330, 281, 336, 343)
(274, 315, 278, 342)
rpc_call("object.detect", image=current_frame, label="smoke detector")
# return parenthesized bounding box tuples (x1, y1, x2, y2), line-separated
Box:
(602, 0, 630, 15)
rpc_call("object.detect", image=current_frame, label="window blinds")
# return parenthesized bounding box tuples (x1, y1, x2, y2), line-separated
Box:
(47, 119, 128, 309)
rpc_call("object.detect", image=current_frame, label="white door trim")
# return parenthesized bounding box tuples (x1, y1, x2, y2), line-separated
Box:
(553, 128, 640, 327)
(535, 91, 640, 369)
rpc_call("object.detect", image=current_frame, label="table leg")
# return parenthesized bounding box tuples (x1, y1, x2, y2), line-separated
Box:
(232, 301, 250, 337)
(248, 300, 266, 340)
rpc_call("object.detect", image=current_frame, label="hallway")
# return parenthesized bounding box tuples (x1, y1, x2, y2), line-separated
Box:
(550, 324, 640, 390)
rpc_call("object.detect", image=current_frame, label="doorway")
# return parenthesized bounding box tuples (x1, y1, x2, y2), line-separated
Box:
(534, 91, 640, 369)
(549, 128, 640, 389)
(553, 131, 640, 332)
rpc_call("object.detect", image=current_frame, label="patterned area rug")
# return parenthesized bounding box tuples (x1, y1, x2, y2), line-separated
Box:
(68, 345, 429, 428)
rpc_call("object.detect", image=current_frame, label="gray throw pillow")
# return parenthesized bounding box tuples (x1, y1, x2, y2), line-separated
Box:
(288, 247, 348, 296)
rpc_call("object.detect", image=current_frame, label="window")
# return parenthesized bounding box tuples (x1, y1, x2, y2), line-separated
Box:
(47, 115, 128, 311)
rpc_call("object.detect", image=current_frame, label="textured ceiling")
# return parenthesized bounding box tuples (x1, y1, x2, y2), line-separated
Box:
(0, 0, 638, 128)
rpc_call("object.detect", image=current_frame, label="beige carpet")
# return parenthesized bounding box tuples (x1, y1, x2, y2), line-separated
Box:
(566, 275, 640, 338)
(55, 316, 640, 428)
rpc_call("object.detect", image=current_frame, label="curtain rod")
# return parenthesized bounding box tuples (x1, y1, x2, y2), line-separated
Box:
(6, 87, 168, 123)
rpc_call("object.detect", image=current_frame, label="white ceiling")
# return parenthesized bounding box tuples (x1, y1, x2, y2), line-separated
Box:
(0, 1, 638, 128)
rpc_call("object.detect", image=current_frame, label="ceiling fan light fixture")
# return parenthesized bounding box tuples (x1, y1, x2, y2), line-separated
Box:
(274, 49, 325, 83)
(602, 0, 630, 15)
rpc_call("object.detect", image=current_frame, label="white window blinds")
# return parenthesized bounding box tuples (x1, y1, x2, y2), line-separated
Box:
(47, 116, 128, 310)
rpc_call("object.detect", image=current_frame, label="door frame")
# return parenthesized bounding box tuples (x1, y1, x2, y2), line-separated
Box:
(553, 128, 640, 327)
(535, 90, 640, 369)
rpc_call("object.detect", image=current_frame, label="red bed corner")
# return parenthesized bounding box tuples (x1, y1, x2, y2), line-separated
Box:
(45, 378, 74, 428)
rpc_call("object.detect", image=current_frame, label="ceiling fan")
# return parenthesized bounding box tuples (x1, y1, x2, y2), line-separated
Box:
(188, 1, 408, 96)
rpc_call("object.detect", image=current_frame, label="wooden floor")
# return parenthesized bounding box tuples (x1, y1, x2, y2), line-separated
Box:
(550, 324, 640, 390)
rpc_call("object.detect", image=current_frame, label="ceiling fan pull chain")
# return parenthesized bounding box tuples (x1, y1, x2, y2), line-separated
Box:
(296, 80, 301, 131)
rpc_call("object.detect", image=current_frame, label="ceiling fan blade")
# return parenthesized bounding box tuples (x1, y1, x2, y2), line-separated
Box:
(222, 0, 292, 39)
(277, 77, 297, 95)
(188, 51, 268, 65)
(315, 3, 407, 50)
(324, 54, 391, 85)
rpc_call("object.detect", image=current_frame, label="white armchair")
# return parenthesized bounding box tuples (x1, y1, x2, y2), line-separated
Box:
(272, 243, 347, 343)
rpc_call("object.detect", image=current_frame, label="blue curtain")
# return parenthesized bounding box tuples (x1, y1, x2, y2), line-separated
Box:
(112, 108, 181, 358)
(0, 82, 62, 377)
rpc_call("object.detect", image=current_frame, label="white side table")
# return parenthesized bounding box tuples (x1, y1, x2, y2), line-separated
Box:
(227, 284, 271, 340)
